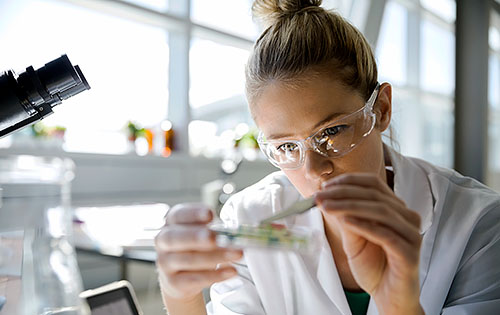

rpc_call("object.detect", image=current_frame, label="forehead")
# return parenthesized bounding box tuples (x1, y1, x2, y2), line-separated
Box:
(252, 77, 364, 139)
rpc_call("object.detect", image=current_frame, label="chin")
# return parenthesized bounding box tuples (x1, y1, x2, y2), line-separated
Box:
(297, 186, 321, 198)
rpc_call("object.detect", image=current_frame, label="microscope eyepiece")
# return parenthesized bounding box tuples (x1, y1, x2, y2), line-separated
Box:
(0, 55, 90, 138)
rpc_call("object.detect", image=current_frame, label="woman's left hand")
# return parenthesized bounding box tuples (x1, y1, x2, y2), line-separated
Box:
(315, 173, 425, 315)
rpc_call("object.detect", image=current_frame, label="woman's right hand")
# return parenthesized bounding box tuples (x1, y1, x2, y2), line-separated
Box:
(154, 203, 243, 301)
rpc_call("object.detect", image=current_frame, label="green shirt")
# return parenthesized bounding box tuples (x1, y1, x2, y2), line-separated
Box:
(344, 289, 370, 315)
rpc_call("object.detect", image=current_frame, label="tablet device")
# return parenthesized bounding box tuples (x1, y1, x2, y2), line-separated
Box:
(80, 280, 143, 315)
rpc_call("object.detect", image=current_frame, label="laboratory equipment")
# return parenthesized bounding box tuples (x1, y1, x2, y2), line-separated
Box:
(0, 55, 90, 138)
(0, 55, 90, 314)
(210, 222, 318, 253)
(80, 280, 142, 315)
(0, 155, 90, 315)
(259, 197, 316, 225)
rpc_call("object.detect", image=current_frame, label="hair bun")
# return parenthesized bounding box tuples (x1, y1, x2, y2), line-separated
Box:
(252, 0, 323, 28)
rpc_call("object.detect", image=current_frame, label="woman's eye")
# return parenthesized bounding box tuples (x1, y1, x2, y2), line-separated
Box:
(323, 125, 347, 137)
(276, 143, 298, 152)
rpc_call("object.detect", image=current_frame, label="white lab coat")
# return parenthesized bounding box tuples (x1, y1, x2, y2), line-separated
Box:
(207, 146, 500, 315)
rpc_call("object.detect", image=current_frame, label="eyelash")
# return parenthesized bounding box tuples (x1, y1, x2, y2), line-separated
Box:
(322, 125, 345, 136)
(274, 125, 348, 152)
(276, 142, 298, 152)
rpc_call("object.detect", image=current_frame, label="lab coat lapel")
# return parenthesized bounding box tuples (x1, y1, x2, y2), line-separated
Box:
(316, 242, 353, 315)
(295, 208, 352, 315)
(366, 300, 379, 315)
(385, 146, 434, 234)
(385, 145, 435, 288)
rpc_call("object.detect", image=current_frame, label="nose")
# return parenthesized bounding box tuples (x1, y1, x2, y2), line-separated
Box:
(303, 148, 333, 181)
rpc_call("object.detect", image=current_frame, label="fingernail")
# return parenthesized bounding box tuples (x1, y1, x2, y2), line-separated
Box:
(224, 251, 242, 260)
(198, 209, 211, 221)
(322, 179, 338, 188)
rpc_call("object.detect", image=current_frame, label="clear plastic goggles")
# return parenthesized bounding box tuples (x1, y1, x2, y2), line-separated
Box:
(258, 83, 380, 170)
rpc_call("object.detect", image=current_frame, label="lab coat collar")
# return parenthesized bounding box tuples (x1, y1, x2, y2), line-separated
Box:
(383, 145, 436, 290)
(294, 207, 353, 315)
(384, 144, 435, 234)
(294, 208, 380, 315)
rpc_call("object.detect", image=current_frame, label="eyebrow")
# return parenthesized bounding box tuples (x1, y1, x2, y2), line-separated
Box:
(267, 112, 345, 140)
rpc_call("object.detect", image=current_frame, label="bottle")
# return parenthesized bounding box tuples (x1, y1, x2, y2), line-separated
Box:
(161, 120, 175, 157)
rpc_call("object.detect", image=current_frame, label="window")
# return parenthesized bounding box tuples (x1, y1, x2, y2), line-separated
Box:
(0, 0, 169, 154)
(420, 95, 454, 167)
(188, 38, 253, 157)
(487, 9, 500, 190)
(1, 0, 261, 158)
(191, 0, 259, 40)
(420, 18, 455, 95)
(376, 0, 455, 168)
(189, 39, 249, 109)
(0, 0, 462, 165)
(420, 0, 455, 23)
(376, 0, 407, 86)
(121, 0, 168, 12)
(321, 0, 353, 17)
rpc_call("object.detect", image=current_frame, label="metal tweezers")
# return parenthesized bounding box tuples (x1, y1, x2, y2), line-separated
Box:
(259, 197, 316, 225)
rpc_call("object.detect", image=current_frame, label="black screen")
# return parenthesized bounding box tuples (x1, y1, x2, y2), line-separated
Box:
(86, 286, 139, 315)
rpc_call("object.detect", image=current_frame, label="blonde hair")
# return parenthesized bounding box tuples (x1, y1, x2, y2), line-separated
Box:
(246, 0, 378, 104)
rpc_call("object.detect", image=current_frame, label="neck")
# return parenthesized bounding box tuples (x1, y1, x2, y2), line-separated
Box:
(383, 144, 394, 191)
(322, 216, 362, 291)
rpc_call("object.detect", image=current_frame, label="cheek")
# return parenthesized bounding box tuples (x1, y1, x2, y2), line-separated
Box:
(282, 170, 314, 197)
(331, 132, 385, 181)
(349, 132, 385, 172)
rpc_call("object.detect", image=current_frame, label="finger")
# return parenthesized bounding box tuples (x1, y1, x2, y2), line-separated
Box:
(323, 173, 395, 197)
(316, 184, 395, 204)
(320, 199, 421, 244)
(165, 203, 213, 225)
(316, 185, 408, 218)
(316, 184, 419, 227)
(342, 217, 421, 263)
(159, 249, 243, 273)
(170, 267, 238, 293)
(155, 225, 217, 252)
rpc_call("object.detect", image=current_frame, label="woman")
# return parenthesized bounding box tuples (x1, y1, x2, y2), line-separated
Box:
(154, 1, 500, 314)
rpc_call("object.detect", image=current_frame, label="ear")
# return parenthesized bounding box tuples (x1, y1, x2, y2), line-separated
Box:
(373, 82, 392, 132)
